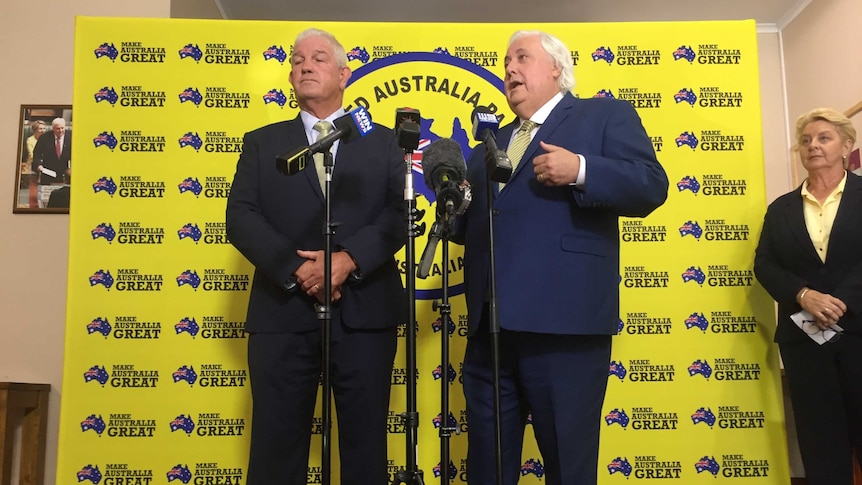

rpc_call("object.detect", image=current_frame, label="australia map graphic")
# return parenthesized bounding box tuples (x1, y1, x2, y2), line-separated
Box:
(413, 115, 473, 203)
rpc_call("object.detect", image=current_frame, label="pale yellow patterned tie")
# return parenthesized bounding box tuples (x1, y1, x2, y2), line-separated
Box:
(313, 120, 333, 192)
(500, 119, 538, 190)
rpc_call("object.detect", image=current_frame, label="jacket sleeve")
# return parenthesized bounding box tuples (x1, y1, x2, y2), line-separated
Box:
(225, 131, 306, 289)
(753, 203, 807, 307)
(573, 100, 669, 218)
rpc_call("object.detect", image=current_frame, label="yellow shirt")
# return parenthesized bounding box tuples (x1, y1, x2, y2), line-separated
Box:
(801, 173, 846, 263)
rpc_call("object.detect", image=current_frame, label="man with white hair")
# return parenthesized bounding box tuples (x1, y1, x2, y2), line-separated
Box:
(456, 30, 668, 484)
(32, 117, 71, 207)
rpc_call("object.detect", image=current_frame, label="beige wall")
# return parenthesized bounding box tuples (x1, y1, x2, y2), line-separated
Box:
(0, 2, 837, 482)
(782, 0, 862, 186)
(758, 29, 794, 204)
(0, 2, 170, 483)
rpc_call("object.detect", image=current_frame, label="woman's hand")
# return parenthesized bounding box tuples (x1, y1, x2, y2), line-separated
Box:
(798, 288, 847, 328)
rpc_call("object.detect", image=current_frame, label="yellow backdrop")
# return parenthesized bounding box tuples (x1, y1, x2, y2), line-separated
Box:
(58, 17, 788, 484)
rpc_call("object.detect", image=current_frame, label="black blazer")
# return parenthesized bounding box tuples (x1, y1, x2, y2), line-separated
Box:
(754, 171, 862, 342)
(47, 186, 70, 208)
(32, 132, 72, 185)
(226, 115, 407, 333)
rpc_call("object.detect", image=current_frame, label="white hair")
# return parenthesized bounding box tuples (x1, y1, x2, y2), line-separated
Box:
(509, 30, 576, 93)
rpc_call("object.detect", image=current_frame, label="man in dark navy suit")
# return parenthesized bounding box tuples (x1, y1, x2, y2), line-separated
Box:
(226, 28, 406, 485)
(32, 117, 72, 207)
(456, 30, 668, 484)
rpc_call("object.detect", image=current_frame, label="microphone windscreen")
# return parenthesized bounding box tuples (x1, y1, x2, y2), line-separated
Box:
(471, 106, 499, 141)
(421, 138, 466, 191)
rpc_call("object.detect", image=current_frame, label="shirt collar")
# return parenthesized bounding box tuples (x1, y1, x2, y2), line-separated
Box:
(519, 92, 564, 128)
(801, 171, 847, 200)
(300, 108, 345, 139)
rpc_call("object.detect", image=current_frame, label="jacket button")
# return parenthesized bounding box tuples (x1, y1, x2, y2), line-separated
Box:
(819, 268, 827, 275)
(492, 210, 500, 216)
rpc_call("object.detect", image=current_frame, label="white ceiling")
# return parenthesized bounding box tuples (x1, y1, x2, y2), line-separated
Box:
(214, 0, 809, 29)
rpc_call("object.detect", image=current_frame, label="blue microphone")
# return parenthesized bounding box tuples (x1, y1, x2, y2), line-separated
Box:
(471, 107, 499, 141)
(471, 106, 512, 183)
(276, 106, 375, 176)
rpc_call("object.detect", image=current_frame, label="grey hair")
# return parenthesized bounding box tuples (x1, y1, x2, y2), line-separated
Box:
(293, 28, 348, 69)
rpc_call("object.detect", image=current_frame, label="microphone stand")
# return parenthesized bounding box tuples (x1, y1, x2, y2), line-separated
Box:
(393, 140, 425, 485)
(485, 156, 506, 485)
(319, 150, 336, 485)
(432, 206, 458, 485)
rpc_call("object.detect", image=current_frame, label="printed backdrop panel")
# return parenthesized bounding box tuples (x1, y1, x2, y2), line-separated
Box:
(60, 17, 788, 484)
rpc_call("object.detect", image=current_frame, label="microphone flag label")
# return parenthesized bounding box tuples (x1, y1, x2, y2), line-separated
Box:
(475, 111, 496, 124)
(350, 106, 374, 136)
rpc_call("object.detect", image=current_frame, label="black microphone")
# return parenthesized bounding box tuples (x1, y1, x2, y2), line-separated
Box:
(417, 139, 472, 279)
(471, 106, 512, 183)
(276, 106, 375, 176)
(417, 220, 444, 279)
(421, 138, 470, 216)
(395, 107, 421, 151)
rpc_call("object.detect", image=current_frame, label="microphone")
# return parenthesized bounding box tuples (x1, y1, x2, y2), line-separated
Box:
(471, 106, 512, 183)
(395, 107, 421, 151)
(276, 106, 375, 176)
(471, 106, 499, 141)
(417, 139, 472, 279)
(417, 220, 444, 279)
(421, 138, 470, 216)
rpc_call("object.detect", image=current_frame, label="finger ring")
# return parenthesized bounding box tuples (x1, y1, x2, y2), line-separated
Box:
(537, 173, 544, 182)
(313, 284, 319, 291)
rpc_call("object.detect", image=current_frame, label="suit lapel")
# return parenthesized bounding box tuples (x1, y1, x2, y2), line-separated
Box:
(284, 116, 325, 201)
(782, 187, 820, 262)
(492, 123, 516, 198)
(506, 93, 577, 186)
(825, 172, 862, 263)
(330, 139, 347, 196)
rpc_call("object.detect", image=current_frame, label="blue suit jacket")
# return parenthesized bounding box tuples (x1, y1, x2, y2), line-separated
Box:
(458, 93, 668, 335)
(226, 115, 407, 333)
(755, 171, 862, 342)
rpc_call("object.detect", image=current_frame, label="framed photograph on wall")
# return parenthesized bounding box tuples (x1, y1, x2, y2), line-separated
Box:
(13, 104, 73, 213)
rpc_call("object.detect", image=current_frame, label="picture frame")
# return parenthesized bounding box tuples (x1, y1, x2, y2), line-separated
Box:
(13, 104, 73, 213)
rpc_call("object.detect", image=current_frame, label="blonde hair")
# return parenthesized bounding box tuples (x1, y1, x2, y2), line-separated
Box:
(795, 107, 857, 148)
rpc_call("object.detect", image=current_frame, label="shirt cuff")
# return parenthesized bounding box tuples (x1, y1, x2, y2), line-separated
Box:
(569, 154, 587, 188)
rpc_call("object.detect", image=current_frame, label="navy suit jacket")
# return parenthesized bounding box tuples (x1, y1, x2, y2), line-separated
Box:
(754, 171, 862, 342)
(226, 115, 407, 333)
(33, 132, 72, 185)
(458, 93, 668, 336)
